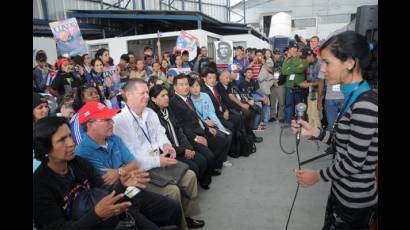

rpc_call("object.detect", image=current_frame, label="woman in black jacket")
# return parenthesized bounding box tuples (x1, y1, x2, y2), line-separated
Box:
(148, 85, 212, 190)
(33, 116, 182, 229)
(50, 57, 82, 99)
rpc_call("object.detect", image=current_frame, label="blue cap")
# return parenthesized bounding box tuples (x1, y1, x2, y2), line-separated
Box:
(166, 69, 178, 77)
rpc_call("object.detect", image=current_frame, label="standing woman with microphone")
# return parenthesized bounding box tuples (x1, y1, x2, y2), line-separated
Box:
(291, 31, 377, 229)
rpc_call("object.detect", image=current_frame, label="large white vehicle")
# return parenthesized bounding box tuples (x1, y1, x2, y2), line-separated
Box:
(85, 29, 271, 64)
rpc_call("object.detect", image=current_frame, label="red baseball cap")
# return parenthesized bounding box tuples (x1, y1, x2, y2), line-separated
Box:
(78, 101, 119, 124)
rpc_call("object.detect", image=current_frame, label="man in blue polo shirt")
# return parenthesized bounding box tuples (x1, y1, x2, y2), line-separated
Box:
(75, 101, 142, 186)
(74, 101, 184, 229)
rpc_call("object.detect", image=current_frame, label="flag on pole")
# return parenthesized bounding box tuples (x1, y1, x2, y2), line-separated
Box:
(175, 30, 198, 61)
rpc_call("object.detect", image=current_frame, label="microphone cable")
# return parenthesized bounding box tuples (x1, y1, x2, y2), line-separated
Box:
(284, 126, 302, 230)
(279, 126, 296, 154)
(285, 134, 301, 230)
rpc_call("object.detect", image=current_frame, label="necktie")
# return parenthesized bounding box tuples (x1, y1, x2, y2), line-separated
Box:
(185, 98, 195, 112)
(212, 87, 221, 104)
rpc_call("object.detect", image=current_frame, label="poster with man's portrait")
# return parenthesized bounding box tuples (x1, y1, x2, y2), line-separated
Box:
(49, 18, 88, 57)
(215, 41, 233, 65)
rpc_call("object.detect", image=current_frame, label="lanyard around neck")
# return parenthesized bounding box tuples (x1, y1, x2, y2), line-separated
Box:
(334, 81, 365, 128)
(126, 105, 152, 145)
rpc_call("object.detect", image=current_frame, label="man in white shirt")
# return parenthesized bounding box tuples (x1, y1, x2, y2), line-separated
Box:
(113, 78, 205, 229)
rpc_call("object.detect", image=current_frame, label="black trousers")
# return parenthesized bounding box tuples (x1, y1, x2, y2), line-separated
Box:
(206, 130, 230, 169)
(129, 190, 182, 229)
(176, 152, 207, 181)
(220, 112, 242, 155)
(322, 192, 377, 230)
(191, 141, 216, 184)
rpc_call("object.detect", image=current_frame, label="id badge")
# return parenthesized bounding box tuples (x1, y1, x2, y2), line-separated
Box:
(332, 84, 341, 92)
(289, 74, 295, 81)
(273, 72, 280, 80)
(148, 148, 157, 156)
(219, 106, 223, 112)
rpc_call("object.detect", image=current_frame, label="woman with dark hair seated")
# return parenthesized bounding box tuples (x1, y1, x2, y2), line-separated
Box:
(33, 116, 182, 230)
(148, 85, 212, 190)
(33, 92, 49, 123)
(70, 83, 108, 145)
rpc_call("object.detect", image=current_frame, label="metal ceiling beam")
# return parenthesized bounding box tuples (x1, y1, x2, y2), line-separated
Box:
(67, 12, 199, 21)
(83, 0, 127, 10)
(106, 0, 126, 9)
(33, 19, 110, 29)
(141, 0, 145, 10)
(40, 0, 49, 20)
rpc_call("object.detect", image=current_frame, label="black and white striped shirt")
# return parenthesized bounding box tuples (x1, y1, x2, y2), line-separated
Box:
(319, 90, 378, 209)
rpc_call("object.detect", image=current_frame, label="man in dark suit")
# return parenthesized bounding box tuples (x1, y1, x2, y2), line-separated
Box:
(169, 74, 230, 183)
(201, 69, 245, 157)
(216, 70, 263, 143)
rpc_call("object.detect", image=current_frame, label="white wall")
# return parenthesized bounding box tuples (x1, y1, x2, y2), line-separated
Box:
(33, 37, 58, 67)
(85, 30, 223, 64)
(317, 22, 351, 40)
(221, 34, 271, 49)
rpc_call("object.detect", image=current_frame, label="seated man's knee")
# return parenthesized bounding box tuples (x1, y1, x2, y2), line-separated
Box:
(164, 185, 181, 201)
(184, 169, 197, 185)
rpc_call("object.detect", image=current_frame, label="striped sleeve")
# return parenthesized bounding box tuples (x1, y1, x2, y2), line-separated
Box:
(70, 113, 83, 146)
(319, 128, 333, 145)
(319, 99, 377, 182)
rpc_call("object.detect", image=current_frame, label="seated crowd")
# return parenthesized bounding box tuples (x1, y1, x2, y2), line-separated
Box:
(33, 35, 341, 229)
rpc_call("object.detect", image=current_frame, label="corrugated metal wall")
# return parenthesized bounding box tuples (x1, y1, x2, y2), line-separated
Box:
(34, 0, 228, 22)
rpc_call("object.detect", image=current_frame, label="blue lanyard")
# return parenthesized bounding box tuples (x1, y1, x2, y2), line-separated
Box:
(126, 105, 152, 145)
(334, 81, 365, 128)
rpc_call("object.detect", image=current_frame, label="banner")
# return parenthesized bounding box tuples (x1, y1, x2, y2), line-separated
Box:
(168, 67, 191, 75)
(215, 41, 233, 65)
(176, 30, 198, 61)
(49, 18, 88, 57)
(103, 65, 122, 94)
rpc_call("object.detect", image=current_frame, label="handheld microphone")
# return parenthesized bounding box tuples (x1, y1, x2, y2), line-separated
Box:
(295, 103, 307, 144)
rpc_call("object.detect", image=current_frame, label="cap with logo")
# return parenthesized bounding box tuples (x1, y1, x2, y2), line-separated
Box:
(78, 101, 119, 124)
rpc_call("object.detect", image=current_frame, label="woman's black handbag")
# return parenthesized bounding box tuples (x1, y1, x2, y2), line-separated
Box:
(72, 186, 120, 228)
(148, 161, 189, 187)
(69, 166, 136, 230)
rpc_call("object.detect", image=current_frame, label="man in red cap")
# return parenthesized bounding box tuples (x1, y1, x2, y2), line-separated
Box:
(76, 101, 138, 185)
(75, 101, 183, 228)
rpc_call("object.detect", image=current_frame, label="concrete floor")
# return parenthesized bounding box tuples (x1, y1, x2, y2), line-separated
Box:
(196, 121, 333, 230)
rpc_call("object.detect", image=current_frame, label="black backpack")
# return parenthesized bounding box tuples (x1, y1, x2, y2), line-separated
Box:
(238, 131, 256, 157)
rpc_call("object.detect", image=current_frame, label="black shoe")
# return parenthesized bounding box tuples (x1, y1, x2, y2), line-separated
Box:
(279, 119, 285, 123)
(211, 169, 221, 176)
(268, 117, 277, 122)
(253, 136, 263, 143)
(185, 217, 205, 228)
(199, 182, 210, 190)
(228, 152, 240, 158)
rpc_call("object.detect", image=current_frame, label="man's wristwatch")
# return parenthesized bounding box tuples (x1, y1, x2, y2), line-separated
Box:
(118, 167, 125, 176)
